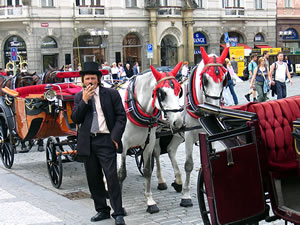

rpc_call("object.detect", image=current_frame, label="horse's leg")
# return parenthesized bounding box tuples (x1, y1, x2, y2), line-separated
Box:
(143, 138, 159, 214)
(19, 140, 30, 153)
(154, 140, 167, 190)
(168, 135, 184, 193)
(180, 131, 196, 207)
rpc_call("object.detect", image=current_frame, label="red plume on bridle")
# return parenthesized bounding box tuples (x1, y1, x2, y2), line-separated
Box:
(199, 47, 229, 84)
(150, 62, 182, 108)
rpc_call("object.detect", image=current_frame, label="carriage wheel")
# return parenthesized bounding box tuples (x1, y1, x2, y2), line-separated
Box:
(46, 137, 62, 189)
(135, 148, 155, 177)
(0, 120, 14, 169)
(197, 168, 213, 225)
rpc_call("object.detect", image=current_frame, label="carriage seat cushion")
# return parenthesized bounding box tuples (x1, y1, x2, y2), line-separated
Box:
(229, 96, 300, 174)
(15, 84, 82, 99)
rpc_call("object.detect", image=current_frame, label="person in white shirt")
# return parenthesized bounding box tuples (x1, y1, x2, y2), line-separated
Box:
(111, 62, 120, 81)
(269, 52, 293, 99)
(181, 61, 189, 78)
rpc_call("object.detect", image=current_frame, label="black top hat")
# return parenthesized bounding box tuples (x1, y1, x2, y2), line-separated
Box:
(79, 62, 102, 77)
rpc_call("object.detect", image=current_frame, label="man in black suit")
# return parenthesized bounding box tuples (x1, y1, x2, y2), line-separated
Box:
(71, 62, 127, 225)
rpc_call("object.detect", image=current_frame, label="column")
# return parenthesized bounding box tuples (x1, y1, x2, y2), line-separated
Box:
(187, 21, 194, 65)
(149, 9, 158, 66)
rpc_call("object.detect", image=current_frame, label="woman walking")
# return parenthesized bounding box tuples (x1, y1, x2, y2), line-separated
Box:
(225, 58, 238, 105)
(250, 57, 271, 102)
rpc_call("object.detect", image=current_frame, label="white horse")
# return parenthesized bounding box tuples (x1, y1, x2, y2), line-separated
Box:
(118, 63, 184, 213)
(153, 47, 229, 207)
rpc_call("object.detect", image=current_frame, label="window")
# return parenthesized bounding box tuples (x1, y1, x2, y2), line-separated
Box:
(255, 0, 262, 9)
(222, 0, 229, 8)
(126, 0, 136, 7)
(197, 0, 203, 8)
(233, 0, 240, 7)
(42, 0, 53, 7)
(285, 0, 291, 7)
(91, 0, 101, 6)
(160, 0, 168, 6)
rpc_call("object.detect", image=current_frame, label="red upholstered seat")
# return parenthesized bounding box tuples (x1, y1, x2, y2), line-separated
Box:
(15, 84, 82, 98)
(229, 96, 300, 175)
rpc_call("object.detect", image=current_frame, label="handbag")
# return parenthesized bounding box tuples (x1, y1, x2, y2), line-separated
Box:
(263, 76, 270, 94)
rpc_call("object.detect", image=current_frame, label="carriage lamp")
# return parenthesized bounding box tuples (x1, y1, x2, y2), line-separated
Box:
(44, 89, 57, 102)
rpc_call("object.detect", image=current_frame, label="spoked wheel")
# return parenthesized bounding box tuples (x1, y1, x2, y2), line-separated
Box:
(0, 120, 14, 169)
(46, 137, 62, 189)
(197, 168, 213, 225)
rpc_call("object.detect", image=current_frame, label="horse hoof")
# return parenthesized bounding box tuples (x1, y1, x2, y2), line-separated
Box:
(180, 199, 193, 207)
(171, 182, 182, 192)
(19, 148, 30, 153)
(146, 204, 159, 214)
(37, 146, 45, 152)
(157, 183, 168, 190)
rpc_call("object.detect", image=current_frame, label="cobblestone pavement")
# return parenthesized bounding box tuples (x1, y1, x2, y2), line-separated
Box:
(1, 76, 299, 225)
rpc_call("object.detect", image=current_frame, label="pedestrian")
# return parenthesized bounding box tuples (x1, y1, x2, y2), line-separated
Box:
(111, 62, 120, 81)
(71, 62, 127, 225)
(181, 61, 189, 78)
(230, 55, 238, 74)
(263, 51, 270, 70)
(0, 68, 7, 76)
(124, 63, 134, 78)
(250, 57, 271, 102)
(132, 62, 140, 75)
(244, 53, 258, 102)
(225, 58, 238, 105)
(269, 52, 293, 99)
(118, 62, 125, 79)
(102, 61, 111, 74)
(284, 55, 292, 76)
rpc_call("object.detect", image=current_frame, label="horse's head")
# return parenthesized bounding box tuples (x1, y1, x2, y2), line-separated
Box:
(150, 62, 183, 129)
(197, 47, 229, 105)
(19, 72, 41, 87)
(44, 65, 64, 83)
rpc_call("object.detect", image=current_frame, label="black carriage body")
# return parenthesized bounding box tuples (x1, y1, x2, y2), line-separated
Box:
(197, 97, 300, 225)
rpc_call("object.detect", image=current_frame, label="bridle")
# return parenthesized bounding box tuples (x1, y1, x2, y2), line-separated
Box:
(154, 73, 183, 118)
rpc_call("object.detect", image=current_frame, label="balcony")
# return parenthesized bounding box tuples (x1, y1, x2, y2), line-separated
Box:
(0, 5, 28, 18)
(75, 5, 104, 17)
(158, 6, 182, 16)
(224, 7, 245, 16)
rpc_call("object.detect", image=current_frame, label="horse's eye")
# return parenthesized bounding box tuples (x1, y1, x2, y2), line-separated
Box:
(202, 74, 208, 87)
(158, 89, 166, 101)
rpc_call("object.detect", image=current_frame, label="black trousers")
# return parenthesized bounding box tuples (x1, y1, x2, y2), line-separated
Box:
(84, 134, 123, 216)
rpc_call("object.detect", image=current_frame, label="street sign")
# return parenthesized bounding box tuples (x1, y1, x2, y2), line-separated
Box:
(11, 47, 18, 61)
(147, 44, 153, 59)
(224, 32, 230, 47)
(231, 41, 237, 47)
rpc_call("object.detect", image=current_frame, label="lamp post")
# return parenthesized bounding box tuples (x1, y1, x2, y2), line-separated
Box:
(279, 30, 292, 48)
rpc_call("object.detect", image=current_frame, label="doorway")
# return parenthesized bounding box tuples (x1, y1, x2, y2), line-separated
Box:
(161, 35, 178, 66)
(43, 54, 58, 72)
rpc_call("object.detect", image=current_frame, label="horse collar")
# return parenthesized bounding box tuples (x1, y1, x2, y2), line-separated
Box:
(125, 77, 161, 128)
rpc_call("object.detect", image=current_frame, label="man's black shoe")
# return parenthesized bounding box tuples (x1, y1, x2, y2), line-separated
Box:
(244, 94, 250, 102)
(115, 216, 126, 225)
(90, 211, 110, 222)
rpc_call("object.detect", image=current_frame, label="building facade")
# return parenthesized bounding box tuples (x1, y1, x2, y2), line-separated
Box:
(0, 0, 276, 74)
(277, 0, 300, 52)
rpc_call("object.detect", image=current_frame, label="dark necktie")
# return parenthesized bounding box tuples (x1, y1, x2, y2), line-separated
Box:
(90, 97, 100, 133)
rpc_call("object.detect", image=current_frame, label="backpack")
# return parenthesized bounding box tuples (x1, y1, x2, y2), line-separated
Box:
(243, 62, 251, 80)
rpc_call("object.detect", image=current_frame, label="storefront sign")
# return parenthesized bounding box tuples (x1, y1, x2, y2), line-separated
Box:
(260, 48, 281, 55)
(41, 37, 57, 48)
(283, 28, 299, 40)
(41, 23, 49, 27)
(194, 49, 201, 55)
(194, 32, 207, 45)
(230, 46, 244, 78)
(295, 64, 300, 73)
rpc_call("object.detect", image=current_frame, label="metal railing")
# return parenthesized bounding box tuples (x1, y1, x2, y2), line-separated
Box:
(224, 7, 245, 16)
(0, 5, 28, 17)
(75, 5, 104, 16)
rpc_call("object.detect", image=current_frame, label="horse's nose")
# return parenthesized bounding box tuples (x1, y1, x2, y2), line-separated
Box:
(173, 120, 183, 129)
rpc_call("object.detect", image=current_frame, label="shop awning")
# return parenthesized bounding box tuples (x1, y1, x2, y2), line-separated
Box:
(220, 43, 252, 49)
(255, 45, 273, 48)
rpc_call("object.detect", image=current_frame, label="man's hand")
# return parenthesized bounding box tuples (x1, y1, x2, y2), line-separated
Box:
(112, 139, 118, 149)
(82, 84, 95, 104)
(290, 79, 293, 86)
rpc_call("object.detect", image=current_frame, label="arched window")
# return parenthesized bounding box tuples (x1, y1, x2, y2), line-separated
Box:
(254, 33, 264, 42)
(41, 36, 58, 48)
(4, 35, 27, 71)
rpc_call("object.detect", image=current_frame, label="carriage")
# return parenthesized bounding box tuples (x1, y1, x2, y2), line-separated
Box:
(0, 71, 83, 188)
(196, 96, 300, 225)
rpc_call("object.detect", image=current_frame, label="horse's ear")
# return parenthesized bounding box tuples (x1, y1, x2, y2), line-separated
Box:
(170, 62, 183, 77)
(59, 66, 64, 71)
(150, 65, 162, 81)
(219, 47, 229, 63)
(48, 64, 54, 70)
(200, 47, 209, 65)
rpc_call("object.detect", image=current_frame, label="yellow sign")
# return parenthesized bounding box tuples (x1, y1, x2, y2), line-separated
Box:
(261, 48, 282, 55)
(230, 46, 244, 77)
(296, 64, 300, 73)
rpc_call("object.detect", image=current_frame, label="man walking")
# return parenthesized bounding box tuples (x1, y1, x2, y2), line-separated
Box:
(230, 55, 238, 74)
(133, 62, 140, 75)
(245, 54, 258, 102)
(71, 62, 127, 225)
(269, 52, 293, 99)
(263, 51, 270, 70)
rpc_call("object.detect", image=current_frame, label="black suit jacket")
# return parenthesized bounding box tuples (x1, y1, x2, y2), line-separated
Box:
(71, 86, 126, 156)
